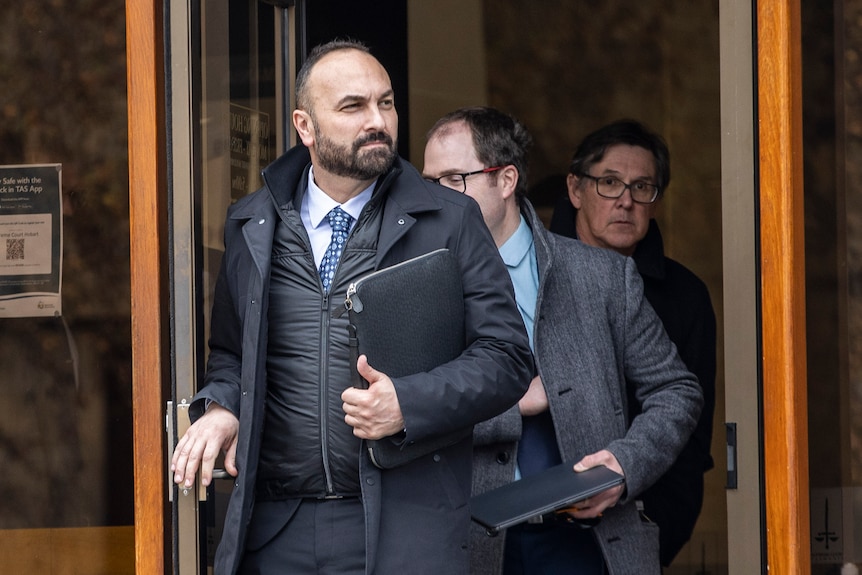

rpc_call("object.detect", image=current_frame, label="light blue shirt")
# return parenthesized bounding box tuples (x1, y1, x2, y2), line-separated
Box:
(498, 214, 539, 351)
(301, 165, 374, 267)
(499, 214, 541, 481)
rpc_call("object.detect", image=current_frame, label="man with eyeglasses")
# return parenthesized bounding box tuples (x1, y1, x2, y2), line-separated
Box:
(550, 119, 717, 568)
(423, 107, 702, 575)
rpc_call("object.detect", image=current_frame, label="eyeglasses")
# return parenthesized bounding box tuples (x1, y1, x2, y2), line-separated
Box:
(580, 174, 660, 204)
(425, 166, 504, 193)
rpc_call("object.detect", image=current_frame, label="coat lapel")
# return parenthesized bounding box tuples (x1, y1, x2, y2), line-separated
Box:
(231, 196, 277, 282)
(375, 160, 443, 266)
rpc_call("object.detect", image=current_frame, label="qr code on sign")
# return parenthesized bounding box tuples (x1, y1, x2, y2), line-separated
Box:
(6, 238, 24, 260)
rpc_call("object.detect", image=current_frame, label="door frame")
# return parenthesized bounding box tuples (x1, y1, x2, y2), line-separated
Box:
(719, 0, 809, 571)
(126, 0, 167, 572)
(125, 0, 811, 572)
(755, 0, 811, 570)
(720, 0, 764, 569)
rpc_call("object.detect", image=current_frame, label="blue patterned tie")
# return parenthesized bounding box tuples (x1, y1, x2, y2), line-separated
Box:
(319, 206, 353, 292)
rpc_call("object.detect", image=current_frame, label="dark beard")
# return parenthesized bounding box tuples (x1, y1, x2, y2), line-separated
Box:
(315, 131, 397, 180)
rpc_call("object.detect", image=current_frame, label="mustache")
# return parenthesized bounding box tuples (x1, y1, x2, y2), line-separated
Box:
(354, 132, 394, 148)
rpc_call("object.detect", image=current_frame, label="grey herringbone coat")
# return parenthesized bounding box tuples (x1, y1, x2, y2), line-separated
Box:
(469, 200, 702, 575)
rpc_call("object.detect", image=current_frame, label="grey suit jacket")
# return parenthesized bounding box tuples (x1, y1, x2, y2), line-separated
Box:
(469, 199, 702, 575)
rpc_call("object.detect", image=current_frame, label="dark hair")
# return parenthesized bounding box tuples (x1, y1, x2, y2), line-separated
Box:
(426, 106, 533, 198)
(568, 119, 670, 196)
(295, 39, 371, 112)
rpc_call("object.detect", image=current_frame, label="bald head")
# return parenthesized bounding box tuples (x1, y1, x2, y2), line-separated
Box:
(291, 40, 399, 200)
(296, 40, 374, 114)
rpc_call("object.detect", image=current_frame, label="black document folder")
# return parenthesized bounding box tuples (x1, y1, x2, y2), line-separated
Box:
(344, 248, 471, 469)
(470, 462, 624, 534)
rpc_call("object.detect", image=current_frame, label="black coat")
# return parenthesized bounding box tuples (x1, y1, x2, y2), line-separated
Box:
(193, 145, 533, 574)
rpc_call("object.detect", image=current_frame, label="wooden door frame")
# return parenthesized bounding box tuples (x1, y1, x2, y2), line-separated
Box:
(756, 0, 811, 571)
(124, 0, 812, 572)
(127, 0, 167, 573)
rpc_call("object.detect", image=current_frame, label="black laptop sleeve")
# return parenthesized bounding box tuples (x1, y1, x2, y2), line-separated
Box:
(343, 248, 471, 469)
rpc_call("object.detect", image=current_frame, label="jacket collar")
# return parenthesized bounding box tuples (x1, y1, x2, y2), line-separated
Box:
(238, 144, 442, 217)
(224, 145, 312, 223)
(631, 219, 666, 281)
(519, 197, 554, 282)
(226, 145, 444, 268)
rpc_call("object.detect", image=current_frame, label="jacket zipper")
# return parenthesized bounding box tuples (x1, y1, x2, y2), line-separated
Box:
(319, 290, 336, 496)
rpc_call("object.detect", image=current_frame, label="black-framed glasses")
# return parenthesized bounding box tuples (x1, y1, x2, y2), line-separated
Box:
(425, 166, 504, 193)
(580, 174, 660, 204)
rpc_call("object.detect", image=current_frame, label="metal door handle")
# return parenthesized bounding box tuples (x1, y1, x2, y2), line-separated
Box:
(212, 469, 233, 480)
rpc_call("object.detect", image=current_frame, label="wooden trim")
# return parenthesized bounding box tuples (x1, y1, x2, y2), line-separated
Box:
(0, 527, 134, 574)
(756, 0, 811, 572)
(126, 0, 166, 573)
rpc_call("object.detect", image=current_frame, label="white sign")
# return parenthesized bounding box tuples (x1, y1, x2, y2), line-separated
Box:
(0, 164, 62, 317)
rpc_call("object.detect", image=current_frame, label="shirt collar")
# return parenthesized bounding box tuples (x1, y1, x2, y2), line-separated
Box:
(306, 165, 374, 229)
(498, 214, 533, 268)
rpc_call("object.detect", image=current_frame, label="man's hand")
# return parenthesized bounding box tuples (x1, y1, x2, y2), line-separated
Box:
(558, 450, 625, 519)
(518, 375, 549, 416)
(171, 403, 239, 488)
(341, 355, 405, 439)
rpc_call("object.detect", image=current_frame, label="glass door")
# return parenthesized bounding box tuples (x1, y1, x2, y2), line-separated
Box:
(170, 0, 744, 572)
(168, 1, 412, 570)
(0, 1, 135, 573)
(167, 0, 286, 572)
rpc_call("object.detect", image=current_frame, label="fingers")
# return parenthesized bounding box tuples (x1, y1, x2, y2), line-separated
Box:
(224, 437, 239, 477)
(198, 435, 226, 487)
(573, 451, 605, 472)
(564, 486, 622, 519)
(170, 435, 191, 484)
(356, 354, 383, 385)
(342, 393, 403, 440)
(342, 356, 404, 440)
(172, 426, 218, 488)
(170, 405, 240, 488)
(518, 376, 549, 416)
(568, 449, 625, 517)
(171, 432, 204, 488)
(573, 449, 623, 475)
(555, 504, 581, 515)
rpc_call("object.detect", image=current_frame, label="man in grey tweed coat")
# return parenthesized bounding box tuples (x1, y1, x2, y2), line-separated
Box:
(423, 107, 702, 575)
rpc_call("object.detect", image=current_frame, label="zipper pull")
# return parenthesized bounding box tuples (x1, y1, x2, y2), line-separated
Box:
(333, 283, 362, 318)
(346, 283, 364, 313)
